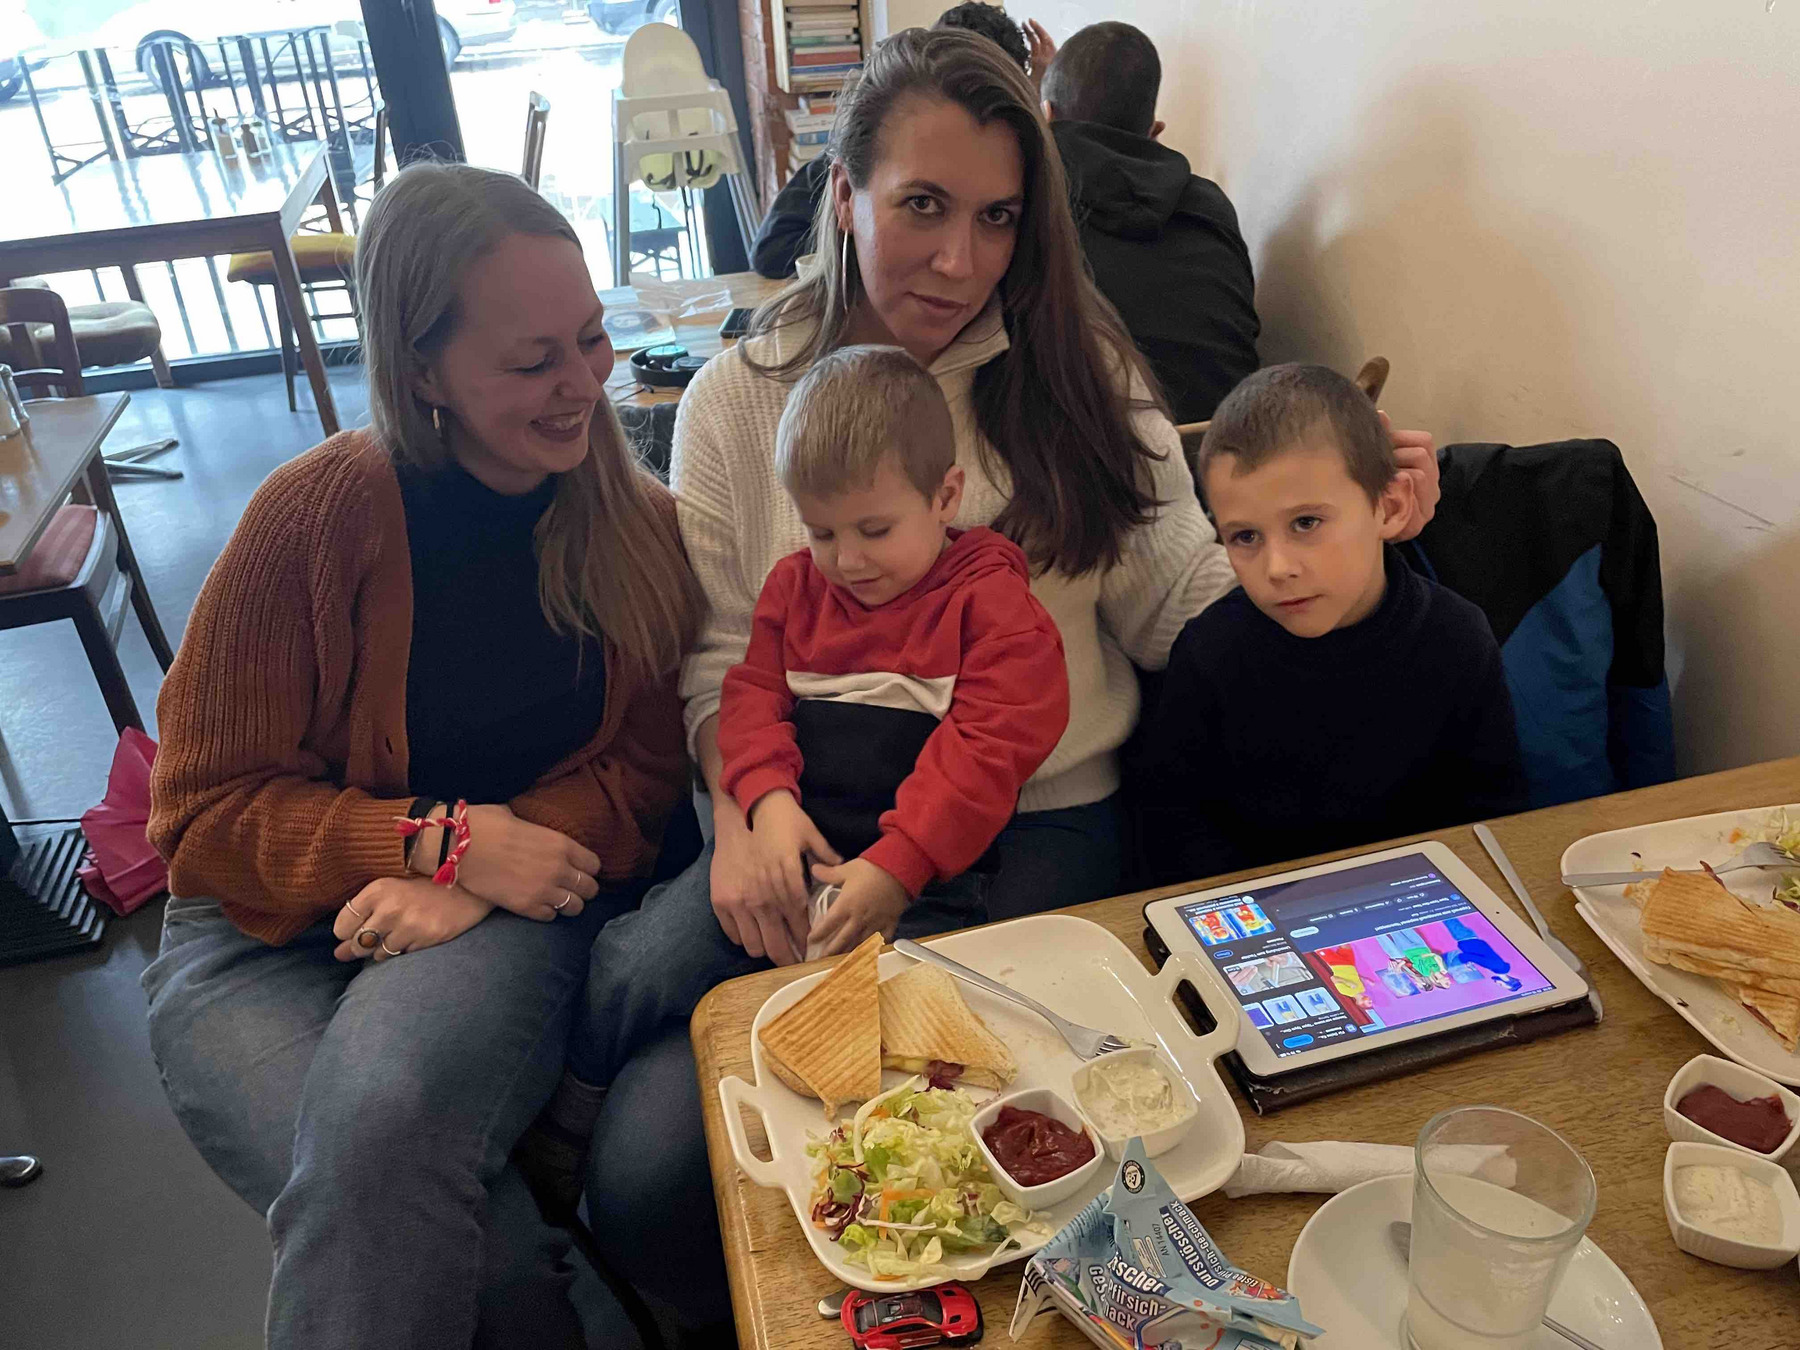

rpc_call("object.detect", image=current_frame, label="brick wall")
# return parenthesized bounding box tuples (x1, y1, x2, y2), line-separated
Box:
(738, 0, 795, 214)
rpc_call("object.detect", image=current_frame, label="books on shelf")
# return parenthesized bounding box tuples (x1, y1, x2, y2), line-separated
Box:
(792, 49, 861, 66)
(776, 0, 864, 96)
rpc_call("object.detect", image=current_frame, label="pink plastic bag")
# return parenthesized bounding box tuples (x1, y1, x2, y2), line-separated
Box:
(78, 727, 167, 916)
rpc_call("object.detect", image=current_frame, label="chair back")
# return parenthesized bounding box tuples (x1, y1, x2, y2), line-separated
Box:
(521, 92, 551, 190)
(372, 101, 390, 193)
(0, 287, 85, 397)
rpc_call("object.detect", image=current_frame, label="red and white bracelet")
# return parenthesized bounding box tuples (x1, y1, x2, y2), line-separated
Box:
(393, 798, 472, 887)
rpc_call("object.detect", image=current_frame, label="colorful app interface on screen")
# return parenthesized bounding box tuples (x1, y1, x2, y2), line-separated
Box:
(1178, 854, 1554, 1058)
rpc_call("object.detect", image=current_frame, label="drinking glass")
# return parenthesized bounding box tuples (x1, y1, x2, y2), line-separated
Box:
(1403, 1106, 1597, 1350)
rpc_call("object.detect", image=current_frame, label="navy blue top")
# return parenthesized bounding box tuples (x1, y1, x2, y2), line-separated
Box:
(1136, 549, 1526, 883)
(395, 460, 606, 805)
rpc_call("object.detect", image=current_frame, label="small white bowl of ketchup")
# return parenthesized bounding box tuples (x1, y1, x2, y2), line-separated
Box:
(1663, 1054, 1800, 1161)
(971, 1088, 1105, 1209)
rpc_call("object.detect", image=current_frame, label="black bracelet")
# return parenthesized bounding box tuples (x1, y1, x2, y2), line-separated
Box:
(401, 797, 435, 866)
(437, 818, 454, 871)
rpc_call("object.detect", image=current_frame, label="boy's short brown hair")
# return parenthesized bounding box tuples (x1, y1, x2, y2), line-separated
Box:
(1199, 363, 1395, 503)
(775, 344, 956, 499)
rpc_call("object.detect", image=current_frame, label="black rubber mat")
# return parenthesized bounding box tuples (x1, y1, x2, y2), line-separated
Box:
(0, 825, 107, 967)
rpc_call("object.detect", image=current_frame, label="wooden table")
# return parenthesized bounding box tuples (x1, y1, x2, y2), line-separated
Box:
(0, 394, 128, 574)
(604, 271, 786, 409)
(0, 142, 344, 437)
(694, 758, 1800, 1349)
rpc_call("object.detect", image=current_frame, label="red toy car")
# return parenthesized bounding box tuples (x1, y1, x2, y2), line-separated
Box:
(841, 1282, 983, 1349)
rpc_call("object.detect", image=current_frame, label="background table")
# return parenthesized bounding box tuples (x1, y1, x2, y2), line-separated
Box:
(693, 757, 1800, 1349)
(0, 142, 344, 437)
(604, 271, 786, 409)
(0, 394, 129, 574)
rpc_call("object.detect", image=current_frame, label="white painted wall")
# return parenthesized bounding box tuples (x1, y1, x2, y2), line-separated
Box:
(1015, 0, 1800, 775)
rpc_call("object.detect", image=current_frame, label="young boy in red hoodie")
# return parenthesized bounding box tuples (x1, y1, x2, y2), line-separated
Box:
(516, 345, 1068, 1219)
(721, 343, 1070, 958)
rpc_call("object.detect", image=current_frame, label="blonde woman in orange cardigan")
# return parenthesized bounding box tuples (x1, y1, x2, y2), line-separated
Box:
(140, 163, 701, 1349)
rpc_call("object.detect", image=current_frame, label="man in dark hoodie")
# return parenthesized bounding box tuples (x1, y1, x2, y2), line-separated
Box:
(749, 4, 1049, 280)
(1042, 22, 1260, 424)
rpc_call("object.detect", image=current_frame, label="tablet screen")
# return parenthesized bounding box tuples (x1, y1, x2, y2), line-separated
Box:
(1175, 852, 1555, 1059)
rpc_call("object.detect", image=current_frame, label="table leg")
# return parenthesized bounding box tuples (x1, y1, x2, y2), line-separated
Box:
(265, 223, 340, 437)
(319, 169, 346, 236)
(118, 266, 175, 389)
(84, 460, 176, 670)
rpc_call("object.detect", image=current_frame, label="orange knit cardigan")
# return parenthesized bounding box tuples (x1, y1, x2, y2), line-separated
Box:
(147, 431, 689, 945)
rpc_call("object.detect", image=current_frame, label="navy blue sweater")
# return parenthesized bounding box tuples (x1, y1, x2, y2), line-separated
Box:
(1137, 550, 1527, 884)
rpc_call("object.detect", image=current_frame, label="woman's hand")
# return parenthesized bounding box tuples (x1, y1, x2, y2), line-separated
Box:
(1023, 20, 1057, 92)
(452, 804, 599, 921)
(333, 876, 494, 962)
(1382, 411, 1441, 540)
(806, 858, 909, 958)
(712, 791, 840, 966)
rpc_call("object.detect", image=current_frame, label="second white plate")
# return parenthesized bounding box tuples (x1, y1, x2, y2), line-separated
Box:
(1562, 803, 1800, 1084)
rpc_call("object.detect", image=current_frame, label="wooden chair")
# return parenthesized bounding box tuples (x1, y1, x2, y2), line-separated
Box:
(522, 92, 551, 190)
(1174, 356, 1393, 492)
(226, 104, 390, 412)
(0, 274, 179, 479)
(0, 287, 177, 731)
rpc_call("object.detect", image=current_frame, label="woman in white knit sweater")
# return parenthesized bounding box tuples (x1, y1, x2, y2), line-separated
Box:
(670, 29, 1440, 967)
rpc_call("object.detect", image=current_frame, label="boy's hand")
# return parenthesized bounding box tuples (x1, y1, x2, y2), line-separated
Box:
(1023, 19, 1057, 90)
(714, 791, 840, 965)
(1381, 411, 1440, 539)
(806, 858, 910, 958)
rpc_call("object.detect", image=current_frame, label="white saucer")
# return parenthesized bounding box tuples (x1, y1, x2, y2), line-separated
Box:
(1286, 1174, 1660, 1349)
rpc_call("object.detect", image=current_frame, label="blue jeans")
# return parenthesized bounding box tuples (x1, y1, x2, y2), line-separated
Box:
(142, 894, 613, 1350)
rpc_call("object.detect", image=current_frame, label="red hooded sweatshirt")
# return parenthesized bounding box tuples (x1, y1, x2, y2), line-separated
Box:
(720, 527, 1070, 896)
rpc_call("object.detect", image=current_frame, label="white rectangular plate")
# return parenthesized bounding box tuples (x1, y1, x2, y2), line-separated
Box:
(716, 913, 1244, 1293)
(1562, 803, 1800, 1083)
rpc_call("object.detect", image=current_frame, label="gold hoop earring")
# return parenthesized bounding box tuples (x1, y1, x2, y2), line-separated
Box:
(430, 405, 445, 438)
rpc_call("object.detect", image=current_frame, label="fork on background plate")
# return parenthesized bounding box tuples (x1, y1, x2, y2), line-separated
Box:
(892, 938, 1133, 1060)
(1562, 839, 1800, 890)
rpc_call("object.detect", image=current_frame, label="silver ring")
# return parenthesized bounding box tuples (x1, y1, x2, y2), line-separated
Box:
(345, 898, 370, 921)
(379, 937, 403, 957)
(355, 927, 379, 950)
(553, 891, 573, 912)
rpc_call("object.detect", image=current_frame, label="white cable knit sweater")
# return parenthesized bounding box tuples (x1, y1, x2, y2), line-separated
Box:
(669, 302, 1240, 814)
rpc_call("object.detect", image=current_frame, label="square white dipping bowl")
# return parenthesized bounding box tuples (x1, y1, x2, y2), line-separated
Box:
(970, 1087, 1105, 1209)
(1662, 1054, 1800, 1161)
(1663, 1141, 1800, 1269)
(1069, 1046, 1200, 1161)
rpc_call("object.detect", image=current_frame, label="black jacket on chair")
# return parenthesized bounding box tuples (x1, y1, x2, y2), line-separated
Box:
(1051, 120, 1260, 424)
(1405, 439, 1676, 808)
(750, 155, 830, 280)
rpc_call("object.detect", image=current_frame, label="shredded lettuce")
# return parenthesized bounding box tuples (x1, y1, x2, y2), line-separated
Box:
(805, 1085, 1052, 1279)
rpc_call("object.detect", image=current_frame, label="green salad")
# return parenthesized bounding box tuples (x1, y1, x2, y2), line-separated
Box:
(804, 1077, 1048, 1281)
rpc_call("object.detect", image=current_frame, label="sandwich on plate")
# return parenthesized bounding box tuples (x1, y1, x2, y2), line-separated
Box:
(1639, 868, 1800, 1050)
(757, 932, 883, 1115)
(877, 962, 1017, 1090)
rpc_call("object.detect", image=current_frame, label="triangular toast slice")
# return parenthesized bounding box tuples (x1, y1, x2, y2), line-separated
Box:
(758, 932, 883, 1116)
(878, 962, 1016, 1090)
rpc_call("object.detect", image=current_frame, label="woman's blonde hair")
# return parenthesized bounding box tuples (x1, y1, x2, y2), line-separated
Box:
(356, 161, 700, 683)
(746, 28, 1165, 577)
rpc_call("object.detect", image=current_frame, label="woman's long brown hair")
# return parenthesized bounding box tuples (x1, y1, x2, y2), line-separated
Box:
(358, 161, 701, 683)
(746, 27, 1166, 576)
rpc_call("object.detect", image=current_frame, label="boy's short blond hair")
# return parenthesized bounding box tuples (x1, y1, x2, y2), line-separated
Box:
(775, 344, 956, 499)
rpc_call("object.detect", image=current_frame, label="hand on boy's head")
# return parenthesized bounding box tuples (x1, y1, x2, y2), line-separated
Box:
(1380, 411, 1440, 540)
(806, 858, 910, 958)
(1204, 432, 1398, 638)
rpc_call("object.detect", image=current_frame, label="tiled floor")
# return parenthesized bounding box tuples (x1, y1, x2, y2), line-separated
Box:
(0, 372, 636, 1348)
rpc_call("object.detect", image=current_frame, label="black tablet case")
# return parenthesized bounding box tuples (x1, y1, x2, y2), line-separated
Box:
(1142, 915, 1598, 1115)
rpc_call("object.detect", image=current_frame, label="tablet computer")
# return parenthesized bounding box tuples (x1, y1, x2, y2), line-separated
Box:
(1143, 841, 1588, 1078)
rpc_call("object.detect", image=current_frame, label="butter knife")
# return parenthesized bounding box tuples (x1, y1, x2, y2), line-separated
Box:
(1474, 823, 1603, 1019)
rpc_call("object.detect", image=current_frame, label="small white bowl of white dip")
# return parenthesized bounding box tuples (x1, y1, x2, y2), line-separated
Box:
(1069, 1046, 1199, 1161)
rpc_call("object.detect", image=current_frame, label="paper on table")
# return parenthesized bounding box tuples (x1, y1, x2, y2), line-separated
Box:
(1222, 1140, 1516, 1199)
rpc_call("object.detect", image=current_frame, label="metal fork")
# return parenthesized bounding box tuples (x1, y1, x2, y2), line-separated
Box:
(1561, 839, 1800, 889)
(892, 939, 1133, 1060)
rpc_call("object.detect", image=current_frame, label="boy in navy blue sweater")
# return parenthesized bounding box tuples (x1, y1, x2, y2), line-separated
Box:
(1139, 364, 1526, 883)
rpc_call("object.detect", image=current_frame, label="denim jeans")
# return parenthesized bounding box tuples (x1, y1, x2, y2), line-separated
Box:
(142, 893, 614, 1350)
